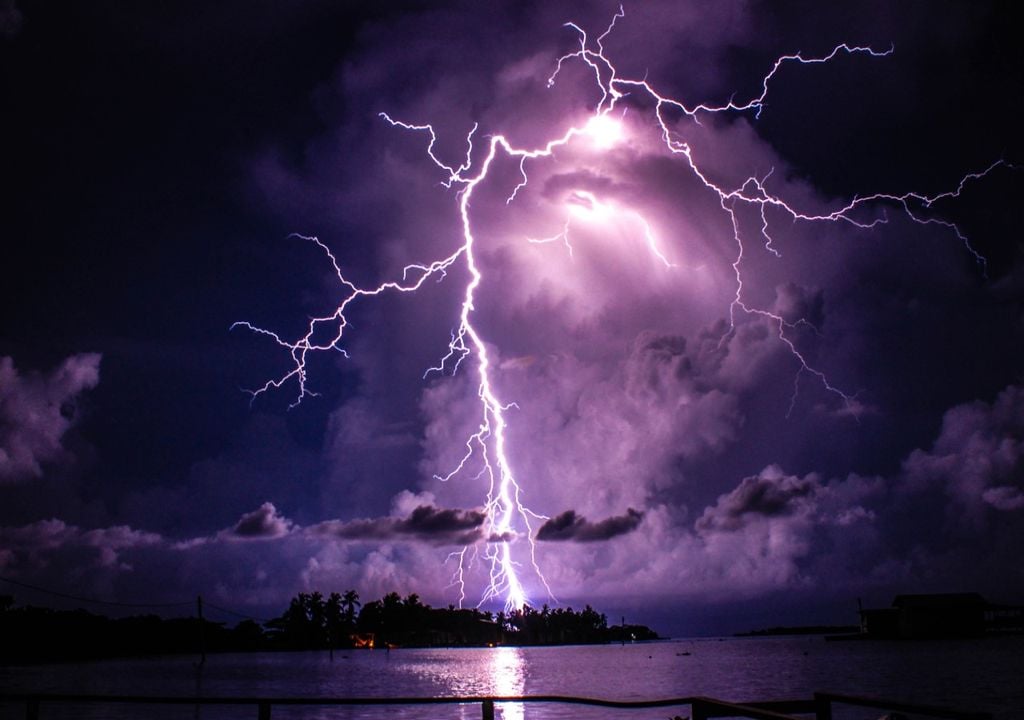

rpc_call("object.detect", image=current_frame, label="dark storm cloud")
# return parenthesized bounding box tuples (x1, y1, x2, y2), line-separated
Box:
(227, 502, 295, 540)
(900, 384, 1024, 528)
(0, 384, 1021, 630)
(0, 0, 21, 38)
(0, 355, 101, 483)
(685, 384, 1024, 600)
(696, 468, 818, 533)
(0, 518, 161, 574)
(982, 486, 1024, 512)
(309, 505, 486, 546)
(536, 508, 644, 542)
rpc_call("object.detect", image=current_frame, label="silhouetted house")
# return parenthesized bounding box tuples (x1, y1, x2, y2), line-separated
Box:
(892, 593, 986, 638)
(860, 593, 999, 639)
(859, 607, 900, 638)
(984, 602, 1024, 633)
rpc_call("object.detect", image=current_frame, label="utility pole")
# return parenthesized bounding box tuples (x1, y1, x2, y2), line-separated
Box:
(197, 595, 206, 667)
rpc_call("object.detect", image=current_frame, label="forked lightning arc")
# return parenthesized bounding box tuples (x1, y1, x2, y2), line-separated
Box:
(234, 7, 1003, 611)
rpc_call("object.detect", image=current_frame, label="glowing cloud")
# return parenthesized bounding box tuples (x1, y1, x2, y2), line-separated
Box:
(583, 113, 625, 149)
(236, 6, 1004, 611)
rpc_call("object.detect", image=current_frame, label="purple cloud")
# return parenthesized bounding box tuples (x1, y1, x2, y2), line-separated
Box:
(227, 502, 295, 540)
(1, 385, 1020, 619)
(0, 518, 161, 574)
(982, 486, 1024, 512)
(696, 466, 819, 533)
(309, 504, 487, 546)
(536, 508, 644, 542)
(0, 354, 101, 483)
(0, 0, 21, 39)
(902, 384, 1024, 527)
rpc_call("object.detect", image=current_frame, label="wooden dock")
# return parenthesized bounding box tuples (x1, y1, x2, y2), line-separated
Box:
(0, 690, 993, 719)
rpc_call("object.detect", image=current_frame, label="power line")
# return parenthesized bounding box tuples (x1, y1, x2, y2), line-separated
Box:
(203, 601, 274, 624)
(0, 575, 276, 623)
(0, 575, 193, 610)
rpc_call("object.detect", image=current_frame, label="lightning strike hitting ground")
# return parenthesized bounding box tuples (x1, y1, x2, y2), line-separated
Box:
(235, 6, 1004, 611)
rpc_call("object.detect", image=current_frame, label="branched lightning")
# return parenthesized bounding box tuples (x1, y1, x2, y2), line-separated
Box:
(236, 6, 1004, 610)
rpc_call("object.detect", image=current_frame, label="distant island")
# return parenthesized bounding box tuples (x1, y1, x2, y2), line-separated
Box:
(0, 591, 659, 664)
(734, 625, 859, 637)
(735, 593, 1024, 641)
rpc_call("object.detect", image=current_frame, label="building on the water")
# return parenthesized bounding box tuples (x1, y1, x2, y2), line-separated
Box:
(858, 593, 1023, 639)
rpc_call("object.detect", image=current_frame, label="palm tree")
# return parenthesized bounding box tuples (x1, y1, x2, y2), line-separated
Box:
(281, 593, 317, 649)
(325, 592, 345, 656)
(308, 591, 327, 647)
(340, 589, 361, 629)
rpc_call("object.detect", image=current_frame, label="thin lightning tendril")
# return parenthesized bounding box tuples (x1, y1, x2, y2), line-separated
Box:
(235, 6, 1005, 611)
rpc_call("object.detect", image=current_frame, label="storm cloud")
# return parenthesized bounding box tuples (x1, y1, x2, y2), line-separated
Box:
(309, 504, 487, 546)
(0, 0, 21, 39)
(227, 502, 295, 540)
(1, 1, 1021, 635)
(536, 508, 644, 542)
(901, 383, 1024, 524)
(696, 467, 819, 534)
(0, 518, 161, 575)
(0, 354, 101, 483)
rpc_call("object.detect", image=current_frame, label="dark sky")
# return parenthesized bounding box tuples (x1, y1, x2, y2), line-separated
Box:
(1, 0, 1022, 636)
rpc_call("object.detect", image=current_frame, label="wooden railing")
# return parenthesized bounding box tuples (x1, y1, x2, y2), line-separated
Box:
(0, 691, 993, 719)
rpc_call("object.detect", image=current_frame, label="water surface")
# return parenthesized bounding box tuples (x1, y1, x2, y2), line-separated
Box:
(2, 636, 1021, 719)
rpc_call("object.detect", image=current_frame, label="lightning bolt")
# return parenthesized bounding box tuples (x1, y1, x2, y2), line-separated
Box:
(235, 6, 1005, 610)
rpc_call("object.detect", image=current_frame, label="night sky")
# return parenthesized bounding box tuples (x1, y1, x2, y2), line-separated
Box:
(2, 1, 1022, 637)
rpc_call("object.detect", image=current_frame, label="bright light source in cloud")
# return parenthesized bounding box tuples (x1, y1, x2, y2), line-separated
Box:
(566, 190, 611, 222)
(583, 113, 624, 150)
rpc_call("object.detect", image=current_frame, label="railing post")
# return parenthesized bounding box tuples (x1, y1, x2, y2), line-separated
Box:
(813, 693, 832, 720)
(257, 700, 271, 720)
(481, 698, 495, 720)
(692, 698, 710, 720)
(25, 697, 39, 720)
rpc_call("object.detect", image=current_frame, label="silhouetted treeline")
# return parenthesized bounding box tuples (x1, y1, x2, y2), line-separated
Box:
(264, 590, 362, 650)
(0, 591, 658, 664)
(0, 595, 260, 664)
(265, 591, 657, 649)
(734, 624, 860, 637)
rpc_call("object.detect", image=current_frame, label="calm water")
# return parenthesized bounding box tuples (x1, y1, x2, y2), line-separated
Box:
(2, 636, 1022, 720)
